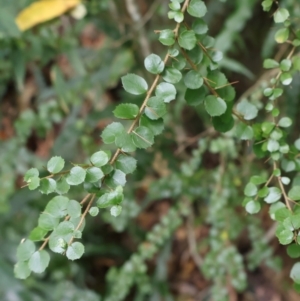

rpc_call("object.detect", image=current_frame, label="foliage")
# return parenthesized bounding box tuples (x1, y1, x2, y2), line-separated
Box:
(1, 0, 300, 300)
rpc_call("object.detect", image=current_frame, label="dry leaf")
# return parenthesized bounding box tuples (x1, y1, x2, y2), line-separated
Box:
(16, 0, 81, 31)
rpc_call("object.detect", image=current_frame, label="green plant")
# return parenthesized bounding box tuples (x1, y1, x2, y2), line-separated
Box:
(2, 0, 300, 299)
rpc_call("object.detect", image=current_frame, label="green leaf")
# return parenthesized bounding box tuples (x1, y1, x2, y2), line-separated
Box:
(274, 8, 290, 23)
(212, 115, 234, 133)
(295, 138, 300, 151)
(132, 126, 154, 149)
(250, 175, 267, 185)
(115, 132, 137, 152)
(178, 30, 197, 50)
(116, 155, 137, 174)
(121, 74, 148, 95)
(97, 188, 124, 208)
(263, 58, 279, 69)
(277, 229, 293, 245)
(17, 240, 36, 262)
(244, 183, 258, 197)
(101, 122, 124, 144)
(280, 72, 293, 85)
(172, 54, 186, 70)
(108, 169, 127, 187)
(54, 221, 75, 242)
(267, 139, 280, 152)
(140, 115, 164, 136)
(258, 186, 269, 198)
(275, 207, 291, 222)
(90, 151, 109, 167)
(235, 123, 254, 140)
(287, 244, 300, 258)
(85, 167, 104, 183)
(183, 70, 203, 89)
(89, 207, 99, 217)
(173, 11, 184, 23)
(38, 212, 59, 231)
(187, 0, 207, 18)
(159, 29, 175, 46)
(169, 1, 181, 10)
(185, 86, 206, 106)
(269, 202, 285, 220)
(144, 54, 165, 74)
(29, 227, 48, 242)
(14, 261, 31, 279)
(24, 168, 39, 182)
(192, 19, 208, 34)
(45, 196, 69, 218)
(66, 242, 85, 260)
(28, 250, 50, 273)
(110, 205, 122, 217)
(47, 156, 65, 174)
(236, 100, 258, 120)
(278, 117, 292, 128)
(66, 166, 86, 185)
(49, 234, 66, 254)
(264, 187, 282, 204)
(280, 59, 292, 71)
(28, 176, 40, 190)
(113, 103, 139, 119)
(155, 82, 176, 103)
(39, 178, 56, 194)
(288, 186, 300, 201)
(67, 200, 82, 218)
(291, 262, 300, 285)
(204, 96, 227, 116)
(245, 200, 261, 214)
(56, 177, 70, 194)
(275, 28, 289, 44)
(145, 97, 167, 120)
(162, 67, 182, 84)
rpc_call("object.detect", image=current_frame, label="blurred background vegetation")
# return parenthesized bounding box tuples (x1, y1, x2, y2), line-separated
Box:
(1, 0, 300, 300)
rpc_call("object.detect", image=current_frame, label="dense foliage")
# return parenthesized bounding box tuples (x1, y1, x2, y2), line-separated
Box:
(1, 0, 300, 300)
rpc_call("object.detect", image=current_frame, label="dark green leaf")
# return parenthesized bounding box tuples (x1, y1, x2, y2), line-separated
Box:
(192, 19, 208, 34)
(29, 227, 48, 242)
(185, 86, 206, 106)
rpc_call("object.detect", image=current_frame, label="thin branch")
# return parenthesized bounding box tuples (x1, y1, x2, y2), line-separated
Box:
(110, 0, 190, 165)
